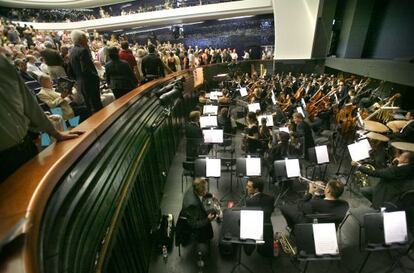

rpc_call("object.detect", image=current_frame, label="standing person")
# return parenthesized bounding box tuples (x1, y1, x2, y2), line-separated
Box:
(67, 30, 103, 113)
(185, 111, 203, 161)
(141, 44, 165, 81)
(242, 112, 260, 154)
(119, 41, 139, 81)
(0, 54, 83, 183)
(292, 112, 314, 159)
(40, 41, 66, 80)
(180, 178, 216, 243)
(245, 178, 274, 256)
(105, 47, 138, 99)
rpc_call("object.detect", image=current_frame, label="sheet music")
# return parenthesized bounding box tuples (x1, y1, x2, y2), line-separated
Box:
(347, 141, 370, 161)
(358, 138, 372, 151)
(200, 115, 218, 128)
(297, 106, 305, 117)
(271, 90, 277, 105)
(202, 129, 223, 143)
(315, 145, 329, 164)
(240, 87, 248, 97)
(246, 157, 261, 176)
(258, 115, 274, 126)
(357, 112, 364, 127)
(383, 211, 408, 244)
(301, 98, 306, 109)
(206, 158, 221, 177)
(285, 158, 301, 177)
(334, 93, 339, 104)
(248, 103, 261, 113)
(279, 127, 290, 133)
(209, 91, 223, 100)
(240, 210, 264, 241)
(203, 105, 218, 115)
(312, 223, 339, 255)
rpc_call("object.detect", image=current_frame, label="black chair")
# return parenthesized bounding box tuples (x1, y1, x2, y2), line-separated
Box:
(181, 161, 194, 192)
(25, 80, 41, 94)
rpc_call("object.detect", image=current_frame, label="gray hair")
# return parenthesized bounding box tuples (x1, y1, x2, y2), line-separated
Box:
(71, 30, 87, 45)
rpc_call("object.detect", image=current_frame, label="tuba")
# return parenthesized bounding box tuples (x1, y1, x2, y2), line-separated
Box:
(354, 163, 376, 188)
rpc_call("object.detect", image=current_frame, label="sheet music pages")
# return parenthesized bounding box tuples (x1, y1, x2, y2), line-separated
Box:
(301, 98, 306, 109)
(206, 158, 221, 177)
(285, 158, 301, 177)
(240, 87, 248, 97)
(297, 107, 305, 117)
(347, 141, 370, 161)
(258, 115, 274, 126)
(200, 115, 218, 128)
(315, 145, 330, 164)
(203, 105, 218, 115)
(246, 158, 261, 176)
(209, 91, 223, 100)
(240, 210, 264, 241)
(271, 90, 277, 105)
(279, 127, 290, 133)
(312, 223, 339, 255)
(358, 138, 372, 151)
(203, 129, 223, 143)
(383, 211, 408, 244)
(248, 103, 261, 113)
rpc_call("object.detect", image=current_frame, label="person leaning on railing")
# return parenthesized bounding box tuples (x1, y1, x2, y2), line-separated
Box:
(0, 54, 83, 183)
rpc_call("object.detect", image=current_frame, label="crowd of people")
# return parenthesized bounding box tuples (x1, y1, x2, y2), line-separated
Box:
(0, 0, 237, 23)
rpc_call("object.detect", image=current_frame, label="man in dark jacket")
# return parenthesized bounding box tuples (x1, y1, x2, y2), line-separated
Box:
(245, 178, 275, 256)
(389, 110, 414, 143)
(105, 47, 137, 99)
(180, 178, 216, 243)
(141, 43, 165, 81)
(67, 30, 103, 113)
(352, 151, 414, 209)
(281, 180, 349, 230)
(185, 111, 203, 161)
(293, 112, 315, 159)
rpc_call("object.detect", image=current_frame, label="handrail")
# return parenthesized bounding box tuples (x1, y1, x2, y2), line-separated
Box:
(0, 70, 190, 273)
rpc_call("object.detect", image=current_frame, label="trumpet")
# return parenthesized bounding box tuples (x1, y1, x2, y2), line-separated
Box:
(276, 232, 297, 256)
(298, 176, 326, 190)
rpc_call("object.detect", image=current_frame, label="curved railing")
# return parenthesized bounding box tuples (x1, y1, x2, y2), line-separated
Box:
(0, 59, 326, 273)
(0, 69, 194, 273)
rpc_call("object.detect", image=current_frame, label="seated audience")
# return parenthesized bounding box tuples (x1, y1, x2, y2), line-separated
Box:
(37, 74, 90, 121)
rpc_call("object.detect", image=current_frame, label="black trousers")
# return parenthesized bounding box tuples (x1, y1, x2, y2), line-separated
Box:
(281, 204, 306, 230)
(0, 133, 38, 183)
(112, 89, 131, 99)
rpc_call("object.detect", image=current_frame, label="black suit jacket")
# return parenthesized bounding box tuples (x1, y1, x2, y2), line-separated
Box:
(105, 59, 137, 90)
(295, 120, 315, 149)
(68, 45, 102, 112)
(141, 53, 165, 78)
(246, 192, 274, 224)
(390, 121, 414, 142)
(357, 163, 414, 208)
(181, 188, 213, 242)
(185, 121, 203, 160)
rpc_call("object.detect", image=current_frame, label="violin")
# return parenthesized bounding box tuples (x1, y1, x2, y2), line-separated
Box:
(293, 84, 305, 101)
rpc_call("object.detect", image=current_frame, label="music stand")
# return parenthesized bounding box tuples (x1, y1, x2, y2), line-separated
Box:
(219, 209, 265, 273)
(295, 223, 341, 273)
(273, 159, 300, 207)
(306, 145, 330, 180)
(194, 158, 221, 190)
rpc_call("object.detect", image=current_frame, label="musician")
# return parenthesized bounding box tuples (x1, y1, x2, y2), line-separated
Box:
(281, 180, 349, 231)
(258, 117, 272, 153)
(245, 178, 275, 256)
(180, 178, 216, 243)
(198, 91, 210, 105)
(389, 109, 414, 142)
(352, 151, 414, 209)
(217, 107, 232, 135)
(218, 89, 230, 104)
(292, 112, 315, 159)
(242, 112, 260, 153)
(185, 111, 203, 161)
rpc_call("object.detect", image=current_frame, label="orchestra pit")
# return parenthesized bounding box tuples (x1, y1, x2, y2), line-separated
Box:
(0, 1, 414, 273)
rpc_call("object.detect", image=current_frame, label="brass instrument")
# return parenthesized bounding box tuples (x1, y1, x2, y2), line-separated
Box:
(354, 163, 376, 188)
(276, 232, 297, 256)
(202, 194, 223, 221)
